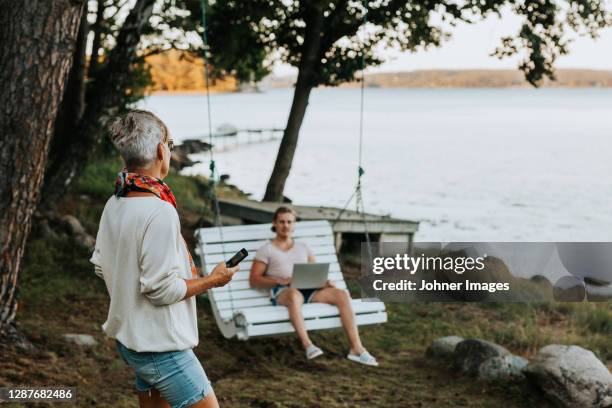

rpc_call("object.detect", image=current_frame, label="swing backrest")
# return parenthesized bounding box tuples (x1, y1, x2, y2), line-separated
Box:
(195, 220, 346, 322)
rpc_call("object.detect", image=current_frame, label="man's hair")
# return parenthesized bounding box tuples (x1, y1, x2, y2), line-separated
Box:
(107, 109, 169, 168)
(271, 206, 297, 232)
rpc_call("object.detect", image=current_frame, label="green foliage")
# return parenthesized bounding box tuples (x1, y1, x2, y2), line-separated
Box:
(492, 0, 612, 85)
(204, 1, 275, 82)
(205, 0, 612, 87)
(140, 0, 203, 56)
(87, 0, 208, 101)
(74, 157, 123, 200)
(164, 172, 213, 215)
(125, 59, 153, 105)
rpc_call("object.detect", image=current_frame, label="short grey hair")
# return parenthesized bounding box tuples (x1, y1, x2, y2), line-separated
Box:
(107, 110, 169, 168)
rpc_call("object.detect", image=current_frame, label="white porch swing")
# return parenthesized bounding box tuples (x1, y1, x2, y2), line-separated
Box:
(193, 0, 387, 340)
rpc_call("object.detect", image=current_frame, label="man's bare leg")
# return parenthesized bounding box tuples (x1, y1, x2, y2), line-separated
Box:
(311, 287, 365, 355)
(276, 288, 311, 348)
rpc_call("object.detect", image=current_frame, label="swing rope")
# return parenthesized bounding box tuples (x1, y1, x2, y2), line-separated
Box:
(334, 0, 373, 260)
(199, 0, 234, 311)
(199, 0, 372, 297)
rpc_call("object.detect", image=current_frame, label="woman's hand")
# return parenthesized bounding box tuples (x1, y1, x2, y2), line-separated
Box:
(182, 262, 238, 300)
(210, 262, 239, 287)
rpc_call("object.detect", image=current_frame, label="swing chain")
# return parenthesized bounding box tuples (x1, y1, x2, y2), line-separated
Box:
(333, 0, 374, 261)
(199, 0, 234, 312)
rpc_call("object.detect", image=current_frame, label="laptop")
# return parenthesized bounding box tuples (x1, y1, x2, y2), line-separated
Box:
(291, 263, 330, 289)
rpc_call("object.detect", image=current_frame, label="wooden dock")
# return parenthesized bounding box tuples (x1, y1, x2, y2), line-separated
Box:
(217, 197, 419, 251)
(203, 128, 283, 152)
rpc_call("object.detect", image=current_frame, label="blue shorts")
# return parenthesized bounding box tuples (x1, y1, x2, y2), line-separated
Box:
(270, 284, 319, 306)
(116, 340, 213, 408)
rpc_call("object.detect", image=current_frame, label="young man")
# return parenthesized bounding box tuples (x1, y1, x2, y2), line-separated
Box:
(249, 207, 378, 366)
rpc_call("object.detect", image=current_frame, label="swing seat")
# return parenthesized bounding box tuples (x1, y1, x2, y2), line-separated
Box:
(194, 220, 387, 340)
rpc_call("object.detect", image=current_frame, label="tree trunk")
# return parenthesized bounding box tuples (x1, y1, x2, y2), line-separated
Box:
(40, 0, 155, 205)
(88, 0, 107, 78)
(262, 6, 325, 202)
(40, 4, 89, 209)
(0, 0, 84, 332)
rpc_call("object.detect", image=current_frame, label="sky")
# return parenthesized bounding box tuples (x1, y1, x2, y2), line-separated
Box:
(272, 4, 612, 76)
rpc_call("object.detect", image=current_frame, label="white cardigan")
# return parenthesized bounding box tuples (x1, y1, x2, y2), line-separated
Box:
(90, 196, 198, 352)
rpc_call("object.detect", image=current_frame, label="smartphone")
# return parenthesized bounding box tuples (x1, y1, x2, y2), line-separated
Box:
(226, 248, 248, 267)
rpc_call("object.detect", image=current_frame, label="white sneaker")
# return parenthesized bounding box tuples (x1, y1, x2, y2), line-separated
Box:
(306, 344, 324, 360)
(347, 350, 379, 366)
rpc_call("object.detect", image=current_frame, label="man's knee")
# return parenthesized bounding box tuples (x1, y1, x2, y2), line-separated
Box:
(335, 288, 351, 305)
(284, 288, 304, 306)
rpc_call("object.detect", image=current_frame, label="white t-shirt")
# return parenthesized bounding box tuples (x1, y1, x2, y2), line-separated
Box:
(254, 240, 314, 279)
(90, 196, 198, 352)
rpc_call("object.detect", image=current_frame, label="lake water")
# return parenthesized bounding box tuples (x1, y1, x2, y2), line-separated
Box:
(138, 88, 612, 241)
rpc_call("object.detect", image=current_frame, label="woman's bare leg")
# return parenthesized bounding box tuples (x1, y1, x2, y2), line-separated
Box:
(138, 389, 170, 408)
(276, 288, 311, 348)
(188, 391, 219, 408)
(138, 389, 219, 408)
(311, 287, 365, 355)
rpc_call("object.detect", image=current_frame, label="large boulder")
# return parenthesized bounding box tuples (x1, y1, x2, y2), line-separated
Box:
(478, 355, 528, 382)
(524, 344, 612, 407)
(453, 339, 510, 376)
(426, 336, 464, 360)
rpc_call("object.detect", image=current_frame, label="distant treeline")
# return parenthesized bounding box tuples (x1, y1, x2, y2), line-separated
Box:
(146, 51, 612, 92)
(146, 50, 236, 93)
(351, 69, 612, 88)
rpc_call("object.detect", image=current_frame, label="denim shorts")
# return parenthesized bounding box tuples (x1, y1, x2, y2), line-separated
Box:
(270, 284, 319, 306)
(116, 340, 213, 408)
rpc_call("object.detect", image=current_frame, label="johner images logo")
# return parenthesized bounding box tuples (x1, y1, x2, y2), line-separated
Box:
(359, 242, 612, 303)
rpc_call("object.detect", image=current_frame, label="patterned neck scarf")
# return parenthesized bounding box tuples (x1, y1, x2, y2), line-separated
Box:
(115, 170, 198, 278)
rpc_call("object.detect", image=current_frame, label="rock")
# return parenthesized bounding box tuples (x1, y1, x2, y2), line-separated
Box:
(453, 339, 510, 376)
(556, 242, 612, 286)
(175, 139, 212, 154)
(0, 323, 36, 352)
(478, 355, 528, 382)
(57, 215, 95, 250)
(79, 234, 96, 250)
(585, 280, 612, 302)
(169, 139, 211, 171)
(524, 344, 612, 408)
(61, 215, 86, 236)
(63, 334, 97, 347)
(170, 151, 200, 171)
(426, 336, 464, 359)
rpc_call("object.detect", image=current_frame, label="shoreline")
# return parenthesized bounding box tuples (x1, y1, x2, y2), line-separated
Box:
(149, 85, 612, 96)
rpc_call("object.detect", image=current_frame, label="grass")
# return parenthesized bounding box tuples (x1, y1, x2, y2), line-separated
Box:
(1, 158, 611, 407)
(4, 248, 560, 408)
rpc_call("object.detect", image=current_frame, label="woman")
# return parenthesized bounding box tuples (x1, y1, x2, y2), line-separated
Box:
(249, 207, 378, 366)
(90, 110, 238, 408)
